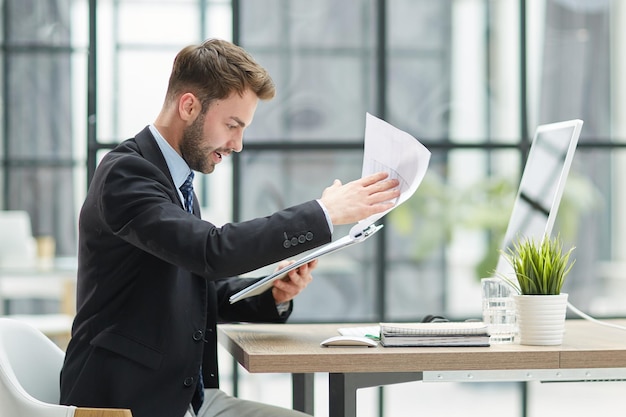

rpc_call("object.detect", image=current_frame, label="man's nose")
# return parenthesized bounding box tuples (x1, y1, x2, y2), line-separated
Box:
(229, 134, 244, 153)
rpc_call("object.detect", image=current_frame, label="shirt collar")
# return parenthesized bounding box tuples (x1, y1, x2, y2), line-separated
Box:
(149, 124, 192, 189)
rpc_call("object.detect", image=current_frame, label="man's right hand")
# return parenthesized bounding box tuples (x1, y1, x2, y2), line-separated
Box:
(319, 172, 400, 226)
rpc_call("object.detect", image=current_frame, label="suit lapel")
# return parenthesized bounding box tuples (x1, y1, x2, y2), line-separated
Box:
(134, 126, 200, 218)
(134, 126, 172, 183)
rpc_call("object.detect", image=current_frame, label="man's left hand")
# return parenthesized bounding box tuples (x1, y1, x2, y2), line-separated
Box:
(271, 259, 318, 304)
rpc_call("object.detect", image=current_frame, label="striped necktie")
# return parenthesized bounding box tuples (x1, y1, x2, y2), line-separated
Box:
(180, 172, 194, 213)
(180, 171, 204, 411)
(180, 171, 204, 408)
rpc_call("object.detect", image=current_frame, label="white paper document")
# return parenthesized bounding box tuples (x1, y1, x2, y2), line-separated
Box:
(229, 113, 431, 304)
(350, 113, 431, 238)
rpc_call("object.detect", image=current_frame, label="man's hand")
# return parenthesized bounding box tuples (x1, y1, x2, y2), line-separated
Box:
(319, 172, 400, 225)
(271, 259, 319, 305)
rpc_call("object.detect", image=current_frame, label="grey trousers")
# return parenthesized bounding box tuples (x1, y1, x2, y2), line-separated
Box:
(184, 389, 311, 417)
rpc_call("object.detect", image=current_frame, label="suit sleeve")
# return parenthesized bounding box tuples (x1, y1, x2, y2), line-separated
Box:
(213, 277, 291, 323)
(96, 151, 332, 280)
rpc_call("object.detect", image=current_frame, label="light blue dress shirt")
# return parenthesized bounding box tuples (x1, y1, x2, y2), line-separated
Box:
(149, 125, 193, 210)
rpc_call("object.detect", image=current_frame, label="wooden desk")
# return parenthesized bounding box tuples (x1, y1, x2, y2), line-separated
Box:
(218, 320, 626, 417)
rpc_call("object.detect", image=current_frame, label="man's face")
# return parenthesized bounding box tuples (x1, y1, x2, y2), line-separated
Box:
(180, 89, 258, 174)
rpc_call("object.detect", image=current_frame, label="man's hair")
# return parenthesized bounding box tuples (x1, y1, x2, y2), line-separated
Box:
(165, 38, 276, 111)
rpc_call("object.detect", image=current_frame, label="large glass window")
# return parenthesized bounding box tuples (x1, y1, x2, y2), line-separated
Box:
(236, 0, 625, 322)
(0, 0, 87, 256)
(90, 0, 234, 225)
(4, 1, 622, 320)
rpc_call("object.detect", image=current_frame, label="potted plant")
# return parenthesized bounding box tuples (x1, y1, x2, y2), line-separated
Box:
(500, 234, 575, 345)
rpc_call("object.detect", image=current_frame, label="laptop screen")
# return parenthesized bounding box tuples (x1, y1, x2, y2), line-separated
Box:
(495, 119, 583, 280)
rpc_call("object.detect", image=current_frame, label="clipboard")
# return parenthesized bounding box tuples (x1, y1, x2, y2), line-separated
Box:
(229, 113, 431, 304)
(229, 224, 383, 304)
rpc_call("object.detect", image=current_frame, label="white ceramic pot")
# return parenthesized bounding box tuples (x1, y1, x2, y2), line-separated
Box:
(513, 293, 568, 345)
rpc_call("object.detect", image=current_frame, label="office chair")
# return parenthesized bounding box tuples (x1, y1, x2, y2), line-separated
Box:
(0, 317, 132, 417)
(0, 210, 74, 345)
(0, 210, 37, 269)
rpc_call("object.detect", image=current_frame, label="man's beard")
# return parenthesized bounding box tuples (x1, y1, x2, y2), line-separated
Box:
(180, 112, 214, 174)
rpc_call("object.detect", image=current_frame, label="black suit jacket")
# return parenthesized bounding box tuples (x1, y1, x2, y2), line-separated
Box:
(59, 127, 331, 417)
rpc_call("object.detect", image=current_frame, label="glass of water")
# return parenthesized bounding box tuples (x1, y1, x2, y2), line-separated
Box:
(481, 277, 517, 343)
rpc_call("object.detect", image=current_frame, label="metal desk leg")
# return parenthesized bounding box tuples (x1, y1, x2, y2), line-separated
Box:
(292, 373, 315, 415)
(328, 372, 423, 417)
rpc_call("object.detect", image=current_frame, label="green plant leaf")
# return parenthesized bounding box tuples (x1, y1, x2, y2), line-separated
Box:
(499, 234, 575, 295)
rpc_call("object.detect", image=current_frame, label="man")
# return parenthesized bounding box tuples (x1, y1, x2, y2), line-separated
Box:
(60, 38, 399, 417)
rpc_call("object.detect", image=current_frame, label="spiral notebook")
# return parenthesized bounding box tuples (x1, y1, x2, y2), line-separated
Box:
(380, 322, 488, 336)
(380, 322, 490, 347)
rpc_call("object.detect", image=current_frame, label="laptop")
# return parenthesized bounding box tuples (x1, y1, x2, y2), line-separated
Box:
(494, 119, 584, 280)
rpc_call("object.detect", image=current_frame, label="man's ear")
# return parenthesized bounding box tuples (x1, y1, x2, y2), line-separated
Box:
(178, 92, 201, 122)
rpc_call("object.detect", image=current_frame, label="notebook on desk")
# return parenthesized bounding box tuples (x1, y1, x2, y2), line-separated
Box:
(379, 322, 490, 347)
